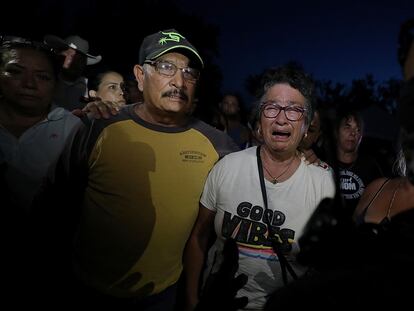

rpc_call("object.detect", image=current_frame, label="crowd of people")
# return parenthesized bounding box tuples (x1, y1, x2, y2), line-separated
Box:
(1, 17, 414, 310)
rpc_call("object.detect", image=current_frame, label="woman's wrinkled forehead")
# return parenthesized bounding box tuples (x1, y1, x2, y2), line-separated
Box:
(262, 83, 306, 104)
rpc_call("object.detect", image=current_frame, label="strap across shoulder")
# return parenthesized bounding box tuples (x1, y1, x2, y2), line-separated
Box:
(356, 178, 391, 225)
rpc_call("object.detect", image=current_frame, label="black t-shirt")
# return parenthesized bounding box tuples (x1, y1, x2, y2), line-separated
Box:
(338, 154, 384, 214)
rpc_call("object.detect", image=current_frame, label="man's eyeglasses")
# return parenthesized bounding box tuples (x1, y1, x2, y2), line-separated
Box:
(261, 101, 306, 121)
(144, 60, 200, 83)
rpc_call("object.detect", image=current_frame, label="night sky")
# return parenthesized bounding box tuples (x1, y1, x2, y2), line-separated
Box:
(2, 0, 413, 105)
(178, 0, 414, 101)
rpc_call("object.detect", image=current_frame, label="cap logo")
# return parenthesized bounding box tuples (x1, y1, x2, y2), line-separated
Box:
(158, 31, 185, 45)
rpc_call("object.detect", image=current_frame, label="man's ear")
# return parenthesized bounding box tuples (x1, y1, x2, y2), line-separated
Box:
(134, 65, 145, 92)
(88, 90, 97, 98)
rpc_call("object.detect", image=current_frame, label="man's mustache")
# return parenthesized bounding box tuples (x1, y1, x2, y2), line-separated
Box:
(162, 89, 188, 101)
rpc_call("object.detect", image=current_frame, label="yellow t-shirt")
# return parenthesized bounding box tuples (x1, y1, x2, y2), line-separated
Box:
(70, 104, 238, 298)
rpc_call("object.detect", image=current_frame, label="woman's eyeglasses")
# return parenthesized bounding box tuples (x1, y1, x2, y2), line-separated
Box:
(261, 101, 306, 121)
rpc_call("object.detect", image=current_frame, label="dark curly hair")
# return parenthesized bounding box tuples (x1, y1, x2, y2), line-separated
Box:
(0, 35, 60, 79)
(256, 64, 316, 126)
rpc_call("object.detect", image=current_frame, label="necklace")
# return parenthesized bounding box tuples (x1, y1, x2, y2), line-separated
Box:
(262, 153, 296, 184)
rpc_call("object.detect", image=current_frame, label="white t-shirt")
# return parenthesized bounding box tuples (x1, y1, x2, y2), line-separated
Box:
(201, 146, 336, 310)
(0, 106, 83, 213)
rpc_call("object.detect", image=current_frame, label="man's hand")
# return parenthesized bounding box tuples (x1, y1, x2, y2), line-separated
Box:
(72, 98, 122, 119)
(300, 148, 322, 165)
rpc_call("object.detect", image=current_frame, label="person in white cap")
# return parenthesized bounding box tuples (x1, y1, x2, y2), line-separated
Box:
(44, 34, 102, 111)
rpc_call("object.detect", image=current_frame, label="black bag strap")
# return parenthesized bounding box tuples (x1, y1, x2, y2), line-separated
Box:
(256, 145, 298, 284)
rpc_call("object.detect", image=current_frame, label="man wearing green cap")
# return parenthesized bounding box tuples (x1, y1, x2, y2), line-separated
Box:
(34, 29, 238, 309)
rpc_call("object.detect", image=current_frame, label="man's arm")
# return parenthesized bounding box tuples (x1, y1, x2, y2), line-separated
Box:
(183, 204, 216, 311)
